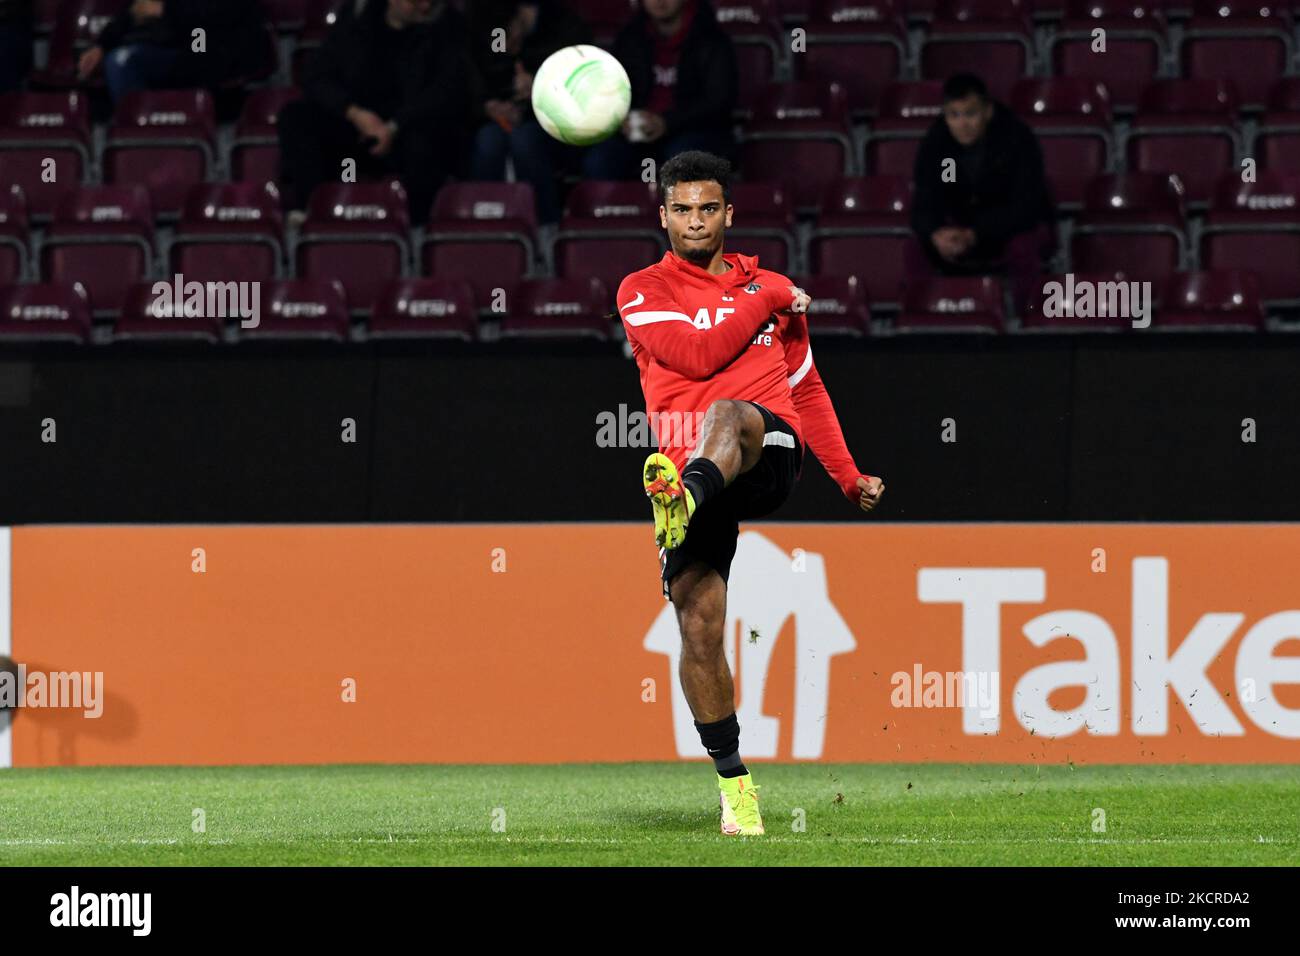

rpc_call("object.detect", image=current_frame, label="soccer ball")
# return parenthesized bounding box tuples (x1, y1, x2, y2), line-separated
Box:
(531, 45, 631, 147)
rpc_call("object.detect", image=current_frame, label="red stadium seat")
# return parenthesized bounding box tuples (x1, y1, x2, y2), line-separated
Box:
(230, 87, 301, 184)
(863, 81, 944, 177)
(739, 81, 856, 210)
(712, 0, 784, 116)
(807, 175, 913, 307)
(0, 187, 30, 285)
(777, 0, 814, 18)
(40, 185, 154, 318)
(292, 0, 344, 83)
(1048, 0, 1168, 113)
(1009, 78, 1114, 208)
(796, 274, 873, 336)
(1126, 79, 1241, 206)
(369, 278, 477, 340)
(34, 0, 59, 34)
(1069, 172, 1187, 282)
(296, 182, 411, 315)
(0, 91, 93, 219)
(1019, 270, 1137, 331)
(727, 180, 796, 274)
(551, 181, 666, 297)
(1255, 78, 1300, 172)
(1029, 0, 1067, 18)
(169, 183, 285, 284)
(499, 277, 612, 341)
(113, 281, 224, 343)
(423, 182, 538, 303)
(28, 0, 121, 90)
(920, 0, 1035, 104)
(567, 0, 638, 45)
(0, 281, 92, 343)
(1180, 0, 1293, 109)
(1154, 269, 1265, 330)
(895, 276, 1006, 332)
(103, 90, 218, 218)
(797, 0, 907, 117)
(263, 0, 311, 31)
(1200, 172, 1300, 307)
(243, 278, 350, 340)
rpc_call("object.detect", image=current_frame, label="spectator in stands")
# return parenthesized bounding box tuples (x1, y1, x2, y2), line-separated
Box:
(907, 73, 1055, 312)
(582, 0, 737, 180)
(278, 0, 475, 220)
(0, 0, 33, 93)
(76, 0, 272, 103)
(467, 1, 592, 225)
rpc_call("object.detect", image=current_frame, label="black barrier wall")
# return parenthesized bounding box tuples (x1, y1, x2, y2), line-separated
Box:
(0, 336, 1297, 523)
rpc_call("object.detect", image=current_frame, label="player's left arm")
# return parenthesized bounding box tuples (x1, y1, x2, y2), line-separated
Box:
(783, 307, 885, 513)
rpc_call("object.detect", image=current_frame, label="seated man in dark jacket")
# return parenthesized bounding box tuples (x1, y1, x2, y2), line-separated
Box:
(77, 0, 272, 102)
(468, 0, 593, 224)
(907, 73, 1055, 313)
(582, 0, 737, 180)
(278, 0, 474, 219)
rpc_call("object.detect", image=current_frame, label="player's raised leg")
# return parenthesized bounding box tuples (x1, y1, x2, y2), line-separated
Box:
(670, 561, 764, 836)
(643, 399, 766, 550)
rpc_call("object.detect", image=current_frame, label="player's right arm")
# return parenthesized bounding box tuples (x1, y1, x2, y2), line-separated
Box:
(617, 273, 795, 380)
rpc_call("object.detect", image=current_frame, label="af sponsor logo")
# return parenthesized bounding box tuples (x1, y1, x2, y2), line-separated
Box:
(689, 297, 777, 346)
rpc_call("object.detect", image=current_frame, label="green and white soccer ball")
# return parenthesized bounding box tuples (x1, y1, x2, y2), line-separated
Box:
(531, 45, 632, 147)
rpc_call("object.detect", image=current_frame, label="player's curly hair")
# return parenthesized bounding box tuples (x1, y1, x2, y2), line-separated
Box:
(658, 151, 734, 206)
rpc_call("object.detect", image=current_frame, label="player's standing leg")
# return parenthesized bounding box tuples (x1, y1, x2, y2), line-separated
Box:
(647, 400, 769, 835)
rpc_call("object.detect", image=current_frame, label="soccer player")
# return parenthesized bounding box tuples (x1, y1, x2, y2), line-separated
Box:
(617, 151, 885, 836)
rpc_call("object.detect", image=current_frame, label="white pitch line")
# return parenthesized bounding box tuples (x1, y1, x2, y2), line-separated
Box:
(0, 836, 1288, 848)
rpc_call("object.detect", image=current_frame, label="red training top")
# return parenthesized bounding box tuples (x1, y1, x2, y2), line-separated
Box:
(617, 250, 867, 503)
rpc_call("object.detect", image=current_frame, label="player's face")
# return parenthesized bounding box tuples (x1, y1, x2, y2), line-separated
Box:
(660, 181, 733, 265)
(943, 94, 992, 146)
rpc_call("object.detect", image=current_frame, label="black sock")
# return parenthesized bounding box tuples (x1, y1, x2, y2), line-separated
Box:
(695, 713, 747, 777)
(682, 457, 725, 510)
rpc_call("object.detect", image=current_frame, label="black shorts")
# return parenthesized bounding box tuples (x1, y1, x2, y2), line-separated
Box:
(659, 401, 803, 600)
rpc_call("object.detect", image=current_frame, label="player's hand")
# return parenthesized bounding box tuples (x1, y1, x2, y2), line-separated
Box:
(774, 283, 806, 314)
(77, 45, 104, 80)
(856, 475, 885, 513)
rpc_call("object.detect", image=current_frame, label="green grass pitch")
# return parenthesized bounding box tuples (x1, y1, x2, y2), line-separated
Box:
(1, 763, 1297, 866)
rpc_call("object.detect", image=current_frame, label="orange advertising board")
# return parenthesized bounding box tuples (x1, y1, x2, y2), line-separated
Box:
(4, 524, 1299, 766)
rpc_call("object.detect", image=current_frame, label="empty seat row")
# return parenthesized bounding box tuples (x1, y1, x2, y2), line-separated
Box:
(9, 74, 1299, 235)
(4, 168, 1300, 317)
(0, 267, 1270, 344)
